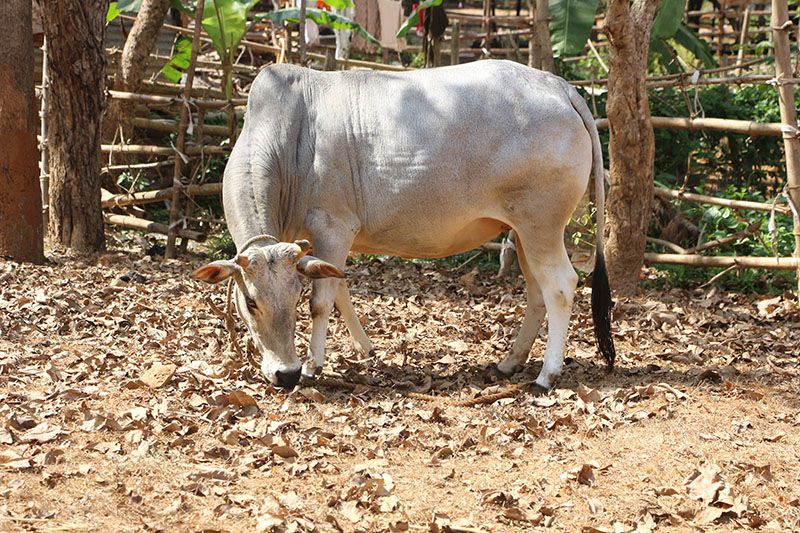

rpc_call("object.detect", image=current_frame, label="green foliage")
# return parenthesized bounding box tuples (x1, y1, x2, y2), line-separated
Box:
(396, 0, 443, 38)
(682, 186, 795, 259)
(316, 0, 354, 10)
(107, 0, 142, 21)
(651, 0, 685, 41)
(160, 37, 193, 83)
(670, 22, 716, 68)
(646, 85, 787, 190)
(205, 228, 236, 259)
(257, 8, 379, 46)
(200, 0, 257, 62)
(549, 0, 600, 56)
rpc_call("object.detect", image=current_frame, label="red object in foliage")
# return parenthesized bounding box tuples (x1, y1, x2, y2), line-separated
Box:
(413, 3, 425, 32)
(317, 1, 329, 9)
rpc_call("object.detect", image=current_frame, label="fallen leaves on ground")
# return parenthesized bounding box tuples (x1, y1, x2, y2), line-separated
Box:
(1, 248, 799, 531)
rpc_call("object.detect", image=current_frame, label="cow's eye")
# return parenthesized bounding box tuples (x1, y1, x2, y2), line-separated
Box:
(245, 296, 258, 311)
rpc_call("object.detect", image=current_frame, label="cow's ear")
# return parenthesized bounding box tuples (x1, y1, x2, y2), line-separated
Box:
(191, 260, 238, 284)
(296, 256, 344, 279)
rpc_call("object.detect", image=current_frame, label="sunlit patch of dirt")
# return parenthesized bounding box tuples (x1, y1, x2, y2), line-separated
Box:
(1, 247, 799, 532)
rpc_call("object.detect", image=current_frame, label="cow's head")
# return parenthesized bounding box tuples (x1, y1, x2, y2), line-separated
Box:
(191, 240, 343, 388)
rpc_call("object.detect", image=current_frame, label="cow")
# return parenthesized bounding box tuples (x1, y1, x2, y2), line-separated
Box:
(192, 60, 615, 393)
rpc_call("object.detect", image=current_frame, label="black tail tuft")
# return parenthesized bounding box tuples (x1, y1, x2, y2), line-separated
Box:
(591, 251, 616, 371)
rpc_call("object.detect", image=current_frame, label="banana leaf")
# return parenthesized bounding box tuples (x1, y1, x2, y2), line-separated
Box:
(651, 0, 686, 41)
(257, 7, 379, 46)
(395, 0, 442, 38)
(549, 0, 599, 57)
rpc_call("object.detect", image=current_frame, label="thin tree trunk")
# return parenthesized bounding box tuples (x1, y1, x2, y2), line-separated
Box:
(41, 0, 107, 253)
(104, 0, 172, 142)
(0, 0, 44, 263)
(604, 0, 660, 295)
(533, 0, 554, 72)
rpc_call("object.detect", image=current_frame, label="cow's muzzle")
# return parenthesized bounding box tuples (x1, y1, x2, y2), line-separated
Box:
(274, 368, 301, 389)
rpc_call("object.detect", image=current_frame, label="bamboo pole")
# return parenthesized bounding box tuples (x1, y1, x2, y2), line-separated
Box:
(101, 182, 222, 209)
(106, 47, 259, 74)
(534, 0, 553, 72)
(299, 0, 307, 65)
(771, 0, 800, 296)
(644, 253, 800, 270)
(107, 89, 248, 109)
(482, 0, 492, 50)
(569, 57, 770, 86)
(132, 117, 232, 137)
(179, 106, 207, 254)
(39, 36, 49, 227)
(451, 20, 460, 65)
(596, 116, 784, 136)
(735, 5, 752, 77)
(654, 187, 791, 215)
(139, 80, 227, 100)
(166, 0, 204, 259)
(100, 143, 229, 156)
(102, 160, 174, 172)
(104, 213, 207, 242)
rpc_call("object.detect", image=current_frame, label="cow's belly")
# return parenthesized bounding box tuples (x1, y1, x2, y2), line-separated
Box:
(351, 217, 509, 259)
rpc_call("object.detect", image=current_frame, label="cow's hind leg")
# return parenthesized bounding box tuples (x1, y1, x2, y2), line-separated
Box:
(512, 231, 578, 393)
(334, 281, 375, 358)
(497, 239, 546, 375)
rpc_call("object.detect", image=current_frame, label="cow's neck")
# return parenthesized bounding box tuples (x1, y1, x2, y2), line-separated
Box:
(224, 144, 307, 248)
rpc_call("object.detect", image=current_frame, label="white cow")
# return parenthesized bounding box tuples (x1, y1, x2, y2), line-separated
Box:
(192, 60, 615, 393)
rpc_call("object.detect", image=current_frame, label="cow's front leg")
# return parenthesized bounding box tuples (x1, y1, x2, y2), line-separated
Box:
(301, 227, 357, 379)
(303, 276, 339, 378)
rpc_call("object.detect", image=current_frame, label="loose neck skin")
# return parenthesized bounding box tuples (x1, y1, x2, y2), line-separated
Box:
(222, 126, 309, 250)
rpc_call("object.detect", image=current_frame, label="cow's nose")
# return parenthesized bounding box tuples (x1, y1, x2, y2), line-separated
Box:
(275, 368, 301, 389)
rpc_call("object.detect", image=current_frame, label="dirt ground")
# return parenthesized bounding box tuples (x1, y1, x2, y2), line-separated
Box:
(1, 244, 799, 533)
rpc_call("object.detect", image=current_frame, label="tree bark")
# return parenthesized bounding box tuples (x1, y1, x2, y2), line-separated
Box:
(604, 0, 661, 295)
(41, 0, 107, 253)
(0, 0, 44, 263)
(104, 0, 172, 142)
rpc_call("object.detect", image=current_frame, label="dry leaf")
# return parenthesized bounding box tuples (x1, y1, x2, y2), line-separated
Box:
(228, 389, 258, 407)
(21, 422, 63, 444)
(685, 464, 723, 504)
(140, 363, 177, 388)
(578, 464, 596, 487)
(577, 383, 602, 403)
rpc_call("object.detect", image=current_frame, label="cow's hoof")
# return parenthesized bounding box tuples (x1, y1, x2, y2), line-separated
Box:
(528, 383, 550, 396)
(368, 348, 376, 358)
(301, 363, 322, 380)
(496, 362, 522, 377)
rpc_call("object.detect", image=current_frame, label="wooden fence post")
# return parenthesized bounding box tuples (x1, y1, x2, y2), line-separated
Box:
(771, 0, 800, 298)
(450, 20, 460, 65)
(165, 0, 204, 259)
(39, 35, 50, 233)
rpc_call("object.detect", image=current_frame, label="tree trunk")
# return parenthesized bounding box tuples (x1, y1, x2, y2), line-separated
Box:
(0, 0, 44, 263)
(104, 0, 172, 142)
(604, 0, 660, 295)
(533, 0, 554, 72)
(41, 0, 107, 253)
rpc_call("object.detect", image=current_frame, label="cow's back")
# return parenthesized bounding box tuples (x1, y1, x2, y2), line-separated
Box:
(233, 61, 594, 258)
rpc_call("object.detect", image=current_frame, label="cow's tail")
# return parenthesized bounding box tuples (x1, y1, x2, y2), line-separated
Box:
(569, 88, 616, 371)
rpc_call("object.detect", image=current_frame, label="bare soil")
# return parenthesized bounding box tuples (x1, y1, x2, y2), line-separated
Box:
(1, 246, 799, 532)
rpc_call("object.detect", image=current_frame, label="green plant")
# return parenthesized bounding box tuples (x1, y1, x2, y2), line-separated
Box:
(205, 227, 236, 259)
(396, 0, 442, 38)
(257, 7, 378, 46)
(549, 0, 600, 57)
